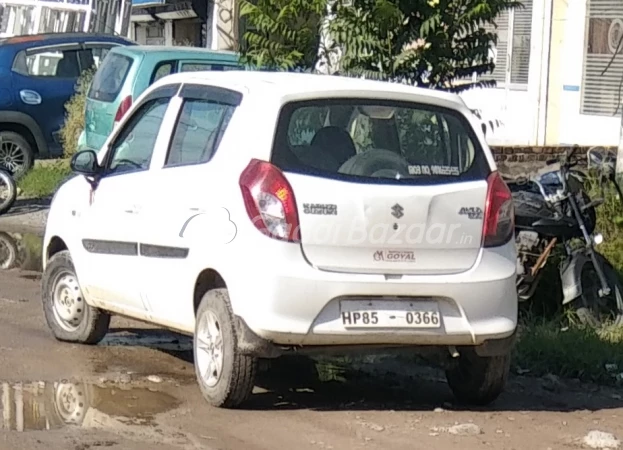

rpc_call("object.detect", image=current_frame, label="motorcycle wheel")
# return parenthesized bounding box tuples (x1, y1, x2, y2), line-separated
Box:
(0, 169, 17, 215)
(573, 260, 623, 328)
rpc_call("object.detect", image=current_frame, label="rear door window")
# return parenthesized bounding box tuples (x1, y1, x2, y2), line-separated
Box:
(271, 100, 486, 185)
(12, 44, 84, 78)
(88, 52, 133, 102)
(165, 98, 236, 167)
(151, 61, 174, 83)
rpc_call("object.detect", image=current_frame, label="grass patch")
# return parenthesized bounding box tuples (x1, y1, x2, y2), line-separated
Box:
(514, 317, 623, 385)
(18, 159, 73, 199)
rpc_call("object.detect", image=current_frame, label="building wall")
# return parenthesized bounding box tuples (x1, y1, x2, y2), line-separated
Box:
(546, 0, 622, 147)
(458, 0, 551, 147)
(205, 0, 236, 50)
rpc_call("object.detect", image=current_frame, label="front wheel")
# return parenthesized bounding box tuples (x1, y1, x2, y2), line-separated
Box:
(573, 257, 623, 328)
(41, 250, 110, 344)
(445, 349, 510, 406)
(0, 131, 34, 180)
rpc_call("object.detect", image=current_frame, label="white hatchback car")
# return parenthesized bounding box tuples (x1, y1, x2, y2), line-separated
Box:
(42, 71, 517, 408)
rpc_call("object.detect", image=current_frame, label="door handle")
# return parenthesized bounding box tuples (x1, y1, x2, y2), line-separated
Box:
(19, 90, 41, 105)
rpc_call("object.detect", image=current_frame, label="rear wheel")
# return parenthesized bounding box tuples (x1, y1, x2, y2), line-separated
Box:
(573, 259, 623, 328)
(41, 250, 110, 344)
(0, 131, 34, 180)
(445, 349, 510, 406)
(194, 288, 257, 408)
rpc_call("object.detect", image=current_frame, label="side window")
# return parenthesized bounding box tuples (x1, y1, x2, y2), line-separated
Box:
(83, 44, 116, 70)
(152, 61, 174, 83)
(88, 53, 133, 102)
(179, 62, 240, 72)
(165, 99, 235, 167)
(12, 46, 83, 78)
(107, 97, 170, 175)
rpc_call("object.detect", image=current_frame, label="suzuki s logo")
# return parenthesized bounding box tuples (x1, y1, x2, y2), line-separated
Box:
(391, 203, 404, 219)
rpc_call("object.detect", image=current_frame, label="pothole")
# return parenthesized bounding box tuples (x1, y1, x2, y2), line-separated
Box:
(0, 379, 181, 432)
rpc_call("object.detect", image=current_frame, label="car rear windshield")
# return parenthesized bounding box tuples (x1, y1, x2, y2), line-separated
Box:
(88, 53, 133, 102)
(271, 99, 489, 185)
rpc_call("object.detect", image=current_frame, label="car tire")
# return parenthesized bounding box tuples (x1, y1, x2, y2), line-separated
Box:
(194, 288, 257, 408)
(0, 131, 34, 180)
(41, 250, 110, 345)
(445, 348, 510, 406)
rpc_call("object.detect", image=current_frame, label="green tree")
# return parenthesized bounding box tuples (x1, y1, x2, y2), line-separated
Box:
(238, 0, 521, 93)
(238, 0, 327, 70)
(328, 0, 522, 92)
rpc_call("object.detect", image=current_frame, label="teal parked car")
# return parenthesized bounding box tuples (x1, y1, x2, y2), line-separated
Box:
(79, 45, 244, 152)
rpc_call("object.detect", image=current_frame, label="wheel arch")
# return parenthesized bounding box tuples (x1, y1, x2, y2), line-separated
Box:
(193, 268, 227, 316)
(44, 236, 68, 270)
(0, 110, 48, 156)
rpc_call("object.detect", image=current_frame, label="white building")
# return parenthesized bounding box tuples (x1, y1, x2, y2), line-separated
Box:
(0, 0, 131, 37)
(461, 0, 623, 147)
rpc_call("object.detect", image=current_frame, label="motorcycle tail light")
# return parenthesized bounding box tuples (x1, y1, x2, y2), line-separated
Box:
(483, 171, 515, 248)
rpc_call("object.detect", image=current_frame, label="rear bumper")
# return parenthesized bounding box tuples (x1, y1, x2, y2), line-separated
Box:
(226, 240, 518, 349)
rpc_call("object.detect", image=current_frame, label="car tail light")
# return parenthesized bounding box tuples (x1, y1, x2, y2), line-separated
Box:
(483, 171, 514, 247)
(239, 159, 300, 242)
(114, 95, 132, 124)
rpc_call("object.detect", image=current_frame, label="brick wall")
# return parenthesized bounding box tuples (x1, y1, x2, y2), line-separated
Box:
(490, 146, 618, 176)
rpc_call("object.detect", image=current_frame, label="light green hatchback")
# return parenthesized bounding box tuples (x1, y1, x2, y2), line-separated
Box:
(79, 45, 243, 152)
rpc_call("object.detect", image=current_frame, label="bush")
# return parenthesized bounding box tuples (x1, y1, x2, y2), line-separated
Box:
(59, 69, 95, 158)
(17, 159, 72, 199)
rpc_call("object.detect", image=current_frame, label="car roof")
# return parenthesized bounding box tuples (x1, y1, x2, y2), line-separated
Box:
(0, 32, 134, 50)
(110, 45, 239, 60)
(153, 70, 466, 107)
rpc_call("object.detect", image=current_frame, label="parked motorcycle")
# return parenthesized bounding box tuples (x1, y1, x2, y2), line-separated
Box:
(0, 166, 16, 215)
(505, 146, 623, 327)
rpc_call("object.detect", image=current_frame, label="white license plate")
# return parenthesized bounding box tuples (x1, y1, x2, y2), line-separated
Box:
(340, 300, 441, 329)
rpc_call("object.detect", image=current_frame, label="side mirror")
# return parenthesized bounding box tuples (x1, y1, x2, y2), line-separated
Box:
(70, 150, 101, 176)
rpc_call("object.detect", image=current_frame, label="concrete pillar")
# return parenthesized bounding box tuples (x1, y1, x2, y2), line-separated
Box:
(544, 0, 568, 145)
(2, 382, 10, 430)
(165, 19, 173, 45)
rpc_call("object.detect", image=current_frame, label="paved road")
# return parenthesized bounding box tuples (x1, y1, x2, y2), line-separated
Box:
(0, 236, 622, 449)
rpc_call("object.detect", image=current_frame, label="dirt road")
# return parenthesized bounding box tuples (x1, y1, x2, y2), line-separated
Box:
(0, 258, 622, 450)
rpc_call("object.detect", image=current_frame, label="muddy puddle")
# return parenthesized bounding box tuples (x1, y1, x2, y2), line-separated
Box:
(100, 330, 192, 352)
(0, 380, 180, 432)
(0, 232, 42, 273)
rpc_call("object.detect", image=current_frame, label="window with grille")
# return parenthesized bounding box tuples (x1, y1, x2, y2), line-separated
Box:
(581, 0, 623, 117)
(481, 0, 533, 87)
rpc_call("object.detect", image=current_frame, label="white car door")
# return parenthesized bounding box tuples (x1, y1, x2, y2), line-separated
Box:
(75, 92, 174, 315)
(136, 84, 242, 329)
